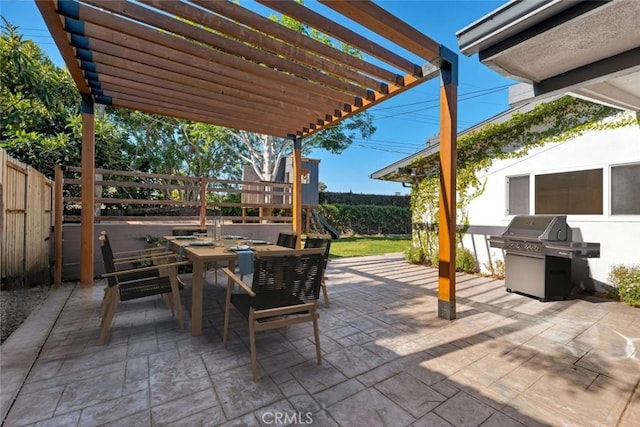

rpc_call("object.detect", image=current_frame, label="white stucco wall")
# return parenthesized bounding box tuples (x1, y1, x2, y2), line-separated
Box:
(462, 116, 640, 289)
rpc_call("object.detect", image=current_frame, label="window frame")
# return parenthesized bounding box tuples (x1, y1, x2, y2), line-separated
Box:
(534, 168, 603, 215)
(506, 174, 530, 216)
(610, 162, 640, 216)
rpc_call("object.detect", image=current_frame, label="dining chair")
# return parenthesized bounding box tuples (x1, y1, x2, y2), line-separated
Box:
(303, 234, 332, 308)
(172, 226, 206, 236)
(276, 231, 297, 248)
(221, 247, 326, 381)
(98, 234, 188, 345)
(100, 230, 171, 263)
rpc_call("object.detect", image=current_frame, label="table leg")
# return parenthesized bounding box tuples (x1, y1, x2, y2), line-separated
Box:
(227, 259, 236, 289)
(191, 260, 204, 336)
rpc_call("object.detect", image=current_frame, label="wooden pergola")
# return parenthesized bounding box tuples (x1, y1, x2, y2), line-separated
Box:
(37, 0, 459, 319)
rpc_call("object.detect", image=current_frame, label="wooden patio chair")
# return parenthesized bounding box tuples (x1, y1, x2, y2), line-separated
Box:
(172, 226, 206, 236)
(304, 234, 332, 308)
(100, 231, 171, 264)
(98, 234, 188, 345)
(276, 231, 297, 248)
(221, 247, 326, 381)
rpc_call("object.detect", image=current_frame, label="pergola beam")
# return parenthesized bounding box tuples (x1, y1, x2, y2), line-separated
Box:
(98, 79, 309, 129)
(35, 0, 89, 94)
(141, 0, 388, 95)
(318, 0, 441, 62)
(95, 65, 327, 121)
(90, 55, 334, 117)
(192, 0, 403, 85)
(258, 0, 421, 76)
(71, 19, 356, 107)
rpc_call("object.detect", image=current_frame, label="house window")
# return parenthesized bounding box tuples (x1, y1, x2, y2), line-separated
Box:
(507, 175, 529, 215)
(611, 163, 640, 215)
(535, 168, 603, 214)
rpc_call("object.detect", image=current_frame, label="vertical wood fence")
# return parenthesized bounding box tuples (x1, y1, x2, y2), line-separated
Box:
(0, 149, 53, 287)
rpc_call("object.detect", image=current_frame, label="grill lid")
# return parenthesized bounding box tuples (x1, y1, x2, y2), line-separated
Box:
(502, 215, 569, 242)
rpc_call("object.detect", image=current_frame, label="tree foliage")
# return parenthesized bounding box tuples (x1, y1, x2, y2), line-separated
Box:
(1, 20, 244, 181)
(1, 19, 79, 176)
(1, 20, 136, 176)
(111, 110, 243, 180)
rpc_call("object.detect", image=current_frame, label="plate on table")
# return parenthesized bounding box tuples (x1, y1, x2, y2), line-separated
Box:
(228, 245, 253, 251)
(248, 240, 270, 245)
(222, 235, 246, 240)
(174, 235, 196, 239)
(189, 241, 216, 246)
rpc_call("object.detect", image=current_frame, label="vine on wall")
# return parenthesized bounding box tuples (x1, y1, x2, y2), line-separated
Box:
(407, 96, 637, 265)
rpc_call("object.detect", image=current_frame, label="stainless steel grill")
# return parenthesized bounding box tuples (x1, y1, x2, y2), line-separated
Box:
(489, 215, 600, 301)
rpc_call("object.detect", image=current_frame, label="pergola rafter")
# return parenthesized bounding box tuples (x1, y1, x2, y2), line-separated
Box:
(38, 0, 459, 320)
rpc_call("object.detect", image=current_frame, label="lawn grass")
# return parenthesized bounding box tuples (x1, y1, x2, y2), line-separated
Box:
(328, 235, 411, 258)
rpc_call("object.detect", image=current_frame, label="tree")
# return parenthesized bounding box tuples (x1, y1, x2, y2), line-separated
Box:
(1, 20, 242, 184)
(112, 110, 244, 180)
(232, 1, 376, 181)
(1, 20, 136, 177)
(1, 19, 79, 176)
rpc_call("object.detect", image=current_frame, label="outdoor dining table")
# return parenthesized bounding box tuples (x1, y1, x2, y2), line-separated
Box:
(164, 236, 294, 336)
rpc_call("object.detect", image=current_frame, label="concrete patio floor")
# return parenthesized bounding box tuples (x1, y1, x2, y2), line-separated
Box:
(2, 253, 639, 426)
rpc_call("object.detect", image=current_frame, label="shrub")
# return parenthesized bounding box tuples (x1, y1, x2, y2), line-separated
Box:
(608, 264, 640, 307)
(456, 247, 478, 273)
(413, 246, 478, 274)
(405, 245, 425, 264)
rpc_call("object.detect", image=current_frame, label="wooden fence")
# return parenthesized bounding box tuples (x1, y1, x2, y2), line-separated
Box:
(60, 167, 296, 224)
(0, 149, 53, 287)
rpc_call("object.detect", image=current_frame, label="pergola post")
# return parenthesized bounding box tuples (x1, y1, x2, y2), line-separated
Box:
(54, 164, 63, 288)
(437, 49, 458, 320)
(290, 134, 303, 248)
(199, 178, 207, 229)
(79, 95, 95, 286)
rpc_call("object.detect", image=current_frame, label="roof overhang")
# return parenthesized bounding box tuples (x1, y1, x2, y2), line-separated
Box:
(457, 0, 640, 111)
(36, 0, 454, 139)
(370, 100, 546, 183)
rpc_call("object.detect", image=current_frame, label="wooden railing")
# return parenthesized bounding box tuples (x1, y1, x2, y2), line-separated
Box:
(1, 149, 53, 287)
(58, 167, 294, 224)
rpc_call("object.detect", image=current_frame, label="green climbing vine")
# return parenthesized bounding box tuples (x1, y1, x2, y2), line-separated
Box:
(406, 96, 638, 269)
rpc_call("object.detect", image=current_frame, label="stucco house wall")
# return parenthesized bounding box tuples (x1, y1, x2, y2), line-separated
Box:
(463, 116, 640, 289)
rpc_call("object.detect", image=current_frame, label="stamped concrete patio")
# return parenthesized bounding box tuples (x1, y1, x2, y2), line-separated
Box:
(2, 253, 639, 426)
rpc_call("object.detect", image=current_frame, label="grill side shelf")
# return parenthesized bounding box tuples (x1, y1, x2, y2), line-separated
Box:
(544, 242, 601, 259)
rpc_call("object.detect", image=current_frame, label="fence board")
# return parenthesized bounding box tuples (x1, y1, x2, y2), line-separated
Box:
(1, 149, 53, 286)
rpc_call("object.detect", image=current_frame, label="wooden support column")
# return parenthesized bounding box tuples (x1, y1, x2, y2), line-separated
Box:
(199, 178, 207, 228)
(437, 48, 458, 320)
(80, 95, 95, 286)
(54, 164, 63, 288)
(290, 134, 303, 248)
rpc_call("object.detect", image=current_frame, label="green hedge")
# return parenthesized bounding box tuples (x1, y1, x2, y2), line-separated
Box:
(318, 204, 410, 235)
(319, 192, 409, 207)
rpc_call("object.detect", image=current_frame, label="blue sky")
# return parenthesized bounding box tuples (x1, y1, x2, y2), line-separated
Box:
(1, 0, 513, 195)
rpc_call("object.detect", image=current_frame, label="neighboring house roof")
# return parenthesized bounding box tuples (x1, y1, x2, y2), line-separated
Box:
(370, 99, 548, 183)
(456, 0, 640, 112)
